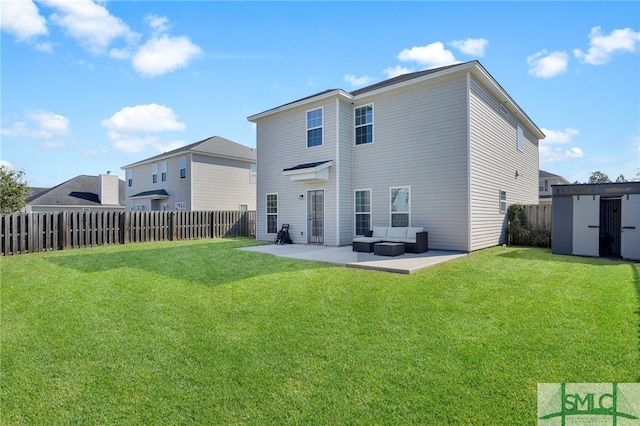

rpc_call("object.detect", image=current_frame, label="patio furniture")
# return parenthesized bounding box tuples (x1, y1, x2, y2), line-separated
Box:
(374, 242, 405, 257)
(352, 226, 428, 253)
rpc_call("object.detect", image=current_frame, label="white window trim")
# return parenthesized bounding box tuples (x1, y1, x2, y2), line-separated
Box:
(499, 190, 507, 213)
(161, 162, 167, 182)
(250, 164, 257, 184)
(517, 124, 524, 152)
(354, 103, 374, 146)
(354, 189, 372, 236)
(306, 107, 324, 148)
(266, 193, 278, 234)
(152, 164, 158, 183)
(390, 186, 411, 227)
(179, 157, 187, 179)
(127, 170, 133, 187)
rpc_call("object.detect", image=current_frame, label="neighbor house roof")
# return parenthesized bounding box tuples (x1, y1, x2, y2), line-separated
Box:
(27, 175, 125, 207)
(121, 136, 256, 169)
(247, 60, 545, 140)
(540, 170, 570, 183)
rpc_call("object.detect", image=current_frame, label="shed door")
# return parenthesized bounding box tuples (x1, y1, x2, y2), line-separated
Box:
(572, 195, 600, 257)
(621, 194, 640, 261)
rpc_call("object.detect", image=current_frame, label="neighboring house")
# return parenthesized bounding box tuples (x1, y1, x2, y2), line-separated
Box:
(247, 60, 544, 252)
(25, 174, 124, 213)
(121, 136, 257, 212)
(539, 170, 569, 204)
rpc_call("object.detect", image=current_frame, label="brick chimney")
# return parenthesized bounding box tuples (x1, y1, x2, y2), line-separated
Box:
(99, 173, 119, 205)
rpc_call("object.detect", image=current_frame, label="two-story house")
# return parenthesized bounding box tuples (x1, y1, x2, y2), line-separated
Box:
(539, 170, 569, 205)
(247, 61, 544, 252)
(121, 136, 257, 211)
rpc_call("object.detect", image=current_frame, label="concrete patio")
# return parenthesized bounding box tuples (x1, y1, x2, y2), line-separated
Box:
(239, 244, 467, 274)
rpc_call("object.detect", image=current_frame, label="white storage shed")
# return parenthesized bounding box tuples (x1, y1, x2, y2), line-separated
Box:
(552, 182, 640, 261)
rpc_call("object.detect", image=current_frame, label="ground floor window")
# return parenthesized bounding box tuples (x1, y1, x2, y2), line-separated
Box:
(267, 193, 278, 233)
(499, 190, 507, 213)
(355, 189, 371, 235)
(390, 186, 410, 227)
(175, 202, 187, 211)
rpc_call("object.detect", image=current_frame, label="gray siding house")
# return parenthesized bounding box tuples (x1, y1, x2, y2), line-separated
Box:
(25, 174, 124, 213)
(121, 136, 257, 212)
(539, 170, 569, 204)
(248, 61, 544, 252)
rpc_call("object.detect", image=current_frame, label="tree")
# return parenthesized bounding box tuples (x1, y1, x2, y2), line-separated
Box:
(615, 174, 627, 183)
(587, 171, 611, 184)
(0, 166, 29, 214)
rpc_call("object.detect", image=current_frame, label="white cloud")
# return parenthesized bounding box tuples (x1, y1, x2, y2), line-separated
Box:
(34, 42, 53, 53)
(383, 65, 414, 79)
(397, 42, 460, 68)
(540, 128, 580, 143)
(0, 0, 47, 41)
(527, 50, 569, 78)
(41, 0, 139, 54)
(539, 145, 584, 164)
(145, 14, 170, 35)
(102, 104, 186, 153)
(574, 26, 640, 65)
(1, 110, 71, 139)
(132, 34, 202, 77)
(539, 127, 583, 164)
(450, 38, 488, 56)
(101, 104, 186, 133)
(344, 74, 376, 87)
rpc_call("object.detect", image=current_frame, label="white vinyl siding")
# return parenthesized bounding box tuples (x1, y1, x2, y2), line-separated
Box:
(254, 99, 338, 245)
(352, 74, 469, 251)
(191, 154, 256, 211)
(469, 75, 539, 251)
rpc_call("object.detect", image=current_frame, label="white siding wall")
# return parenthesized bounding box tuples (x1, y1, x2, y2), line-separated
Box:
(469, 76, 539, 251)
(124, 155, 191, 211)
(191, 155, 256, 211)
(352, 75, 470, 251)
(255, 99, 338, 245)
(337, 100, 354, 245)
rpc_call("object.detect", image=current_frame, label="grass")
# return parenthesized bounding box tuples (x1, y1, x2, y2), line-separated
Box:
(1, 238, 638, 425)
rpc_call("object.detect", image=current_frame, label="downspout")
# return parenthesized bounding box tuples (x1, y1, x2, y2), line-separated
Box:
(466, 72, 472, 252)
(335, 98, 340, 246)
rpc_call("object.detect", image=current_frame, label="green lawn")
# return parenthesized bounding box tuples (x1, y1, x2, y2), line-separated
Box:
(1, 238, 638, 425)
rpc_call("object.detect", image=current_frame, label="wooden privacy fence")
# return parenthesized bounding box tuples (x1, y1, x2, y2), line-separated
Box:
(1, 210, 256, 256)
(523, 204, 552, 232)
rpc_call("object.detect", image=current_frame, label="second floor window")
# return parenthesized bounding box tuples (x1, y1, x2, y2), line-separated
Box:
(161, 162, 167, 182)
(152, 164, 158, 183)
(307, 108, 323, 147)
(179, 157, 187, 179)
(517, 125, 524, 151)
(127, 170, 133, 187)
(355, 105, 373, 145)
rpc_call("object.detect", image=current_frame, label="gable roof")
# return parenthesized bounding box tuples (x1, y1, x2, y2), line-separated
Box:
(27, 175, 125, 206)
(247, 60, 545, 140)
(121, 136, 256, 169)
(540, 170, 570, 183)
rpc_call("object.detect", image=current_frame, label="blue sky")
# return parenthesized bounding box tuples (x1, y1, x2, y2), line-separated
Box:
(2, 1, 639, 188)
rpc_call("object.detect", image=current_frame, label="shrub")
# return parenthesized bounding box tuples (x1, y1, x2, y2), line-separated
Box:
(507, 204, 551, 248)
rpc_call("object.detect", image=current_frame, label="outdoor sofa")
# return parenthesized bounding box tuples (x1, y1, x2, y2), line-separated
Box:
(352, 226, 428, 253)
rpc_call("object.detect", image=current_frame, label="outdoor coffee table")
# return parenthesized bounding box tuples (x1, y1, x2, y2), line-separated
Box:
(374, 242, 405, 257)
